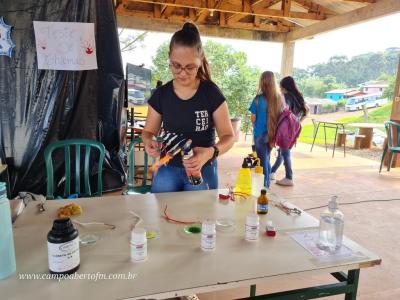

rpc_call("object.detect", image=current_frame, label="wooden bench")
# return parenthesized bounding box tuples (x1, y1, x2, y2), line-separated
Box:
(354, 135, 366, 149)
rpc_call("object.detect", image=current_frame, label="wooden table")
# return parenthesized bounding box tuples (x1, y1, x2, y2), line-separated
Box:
(0, 191, 381, 300)
(347, 123, 385, 149)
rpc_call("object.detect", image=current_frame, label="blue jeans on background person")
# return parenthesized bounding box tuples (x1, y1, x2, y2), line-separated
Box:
(271, 148, 293, 180)
(254, 134, 272, 188)
(151, 160, 218, 193)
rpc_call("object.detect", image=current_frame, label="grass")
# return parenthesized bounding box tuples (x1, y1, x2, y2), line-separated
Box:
(298, 124, 338, 144)
(298, 102, 392, 145)
(337, 102, 393, 124)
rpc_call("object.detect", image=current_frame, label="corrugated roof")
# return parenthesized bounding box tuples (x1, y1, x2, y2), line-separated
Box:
(325, 88, 357, 94)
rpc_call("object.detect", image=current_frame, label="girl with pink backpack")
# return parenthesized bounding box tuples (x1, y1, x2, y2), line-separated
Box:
(271, 76, 309, 186)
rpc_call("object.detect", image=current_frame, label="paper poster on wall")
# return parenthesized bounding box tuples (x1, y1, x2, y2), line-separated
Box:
(0, 17, 15, 57)
(33, 21, 97, 70)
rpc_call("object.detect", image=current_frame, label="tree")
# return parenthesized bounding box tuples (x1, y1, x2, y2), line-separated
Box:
(150, 42, 173, 84)
(118, 29, 147, 53)
(381, 74, 396, 101)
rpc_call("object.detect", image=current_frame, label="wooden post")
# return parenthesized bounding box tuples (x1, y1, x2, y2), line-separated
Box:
(391, 58, 400, 122)
(280, 41, 295, 77)
(386, 56, 400, 167)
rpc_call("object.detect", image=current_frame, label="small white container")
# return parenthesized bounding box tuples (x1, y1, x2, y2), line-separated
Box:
(201, 220, 216, 251)
(131, 228, 147, 262)
(245, 213, 260, 241)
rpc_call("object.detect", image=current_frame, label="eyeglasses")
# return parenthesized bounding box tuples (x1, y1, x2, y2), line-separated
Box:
(169, 62, 200, 74)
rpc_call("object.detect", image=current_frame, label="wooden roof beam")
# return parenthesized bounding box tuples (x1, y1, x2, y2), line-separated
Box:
(221, 21, 290, 32)
(125, 0, 325, 20)
(117, 10, 286, 42)
(281, 0, 291, 17)
(227, 0, 252, 24)
(161, 0, 175, 18)
(337, 0, 375, 3)
(293, 0, 337, 16)
(252, 0, 281, 10)
(286, 0, 400, 41)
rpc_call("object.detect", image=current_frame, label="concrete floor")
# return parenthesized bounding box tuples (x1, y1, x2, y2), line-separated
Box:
(199, 138, 400, 300)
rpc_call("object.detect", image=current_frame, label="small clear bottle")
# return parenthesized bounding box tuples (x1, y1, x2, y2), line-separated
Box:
(251, 159, 264, 196)
(131, 228, 147, 262)
(201, 220, 216, 251)
(245, 213, 259, 241)
(317, 196, 344, 253)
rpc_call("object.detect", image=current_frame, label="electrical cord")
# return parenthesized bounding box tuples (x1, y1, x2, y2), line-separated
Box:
(303, 198, 400, 211)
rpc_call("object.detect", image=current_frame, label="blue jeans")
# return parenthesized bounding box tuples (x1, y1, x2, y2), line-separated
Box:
(151, 161, 218, 193)
(254, 135, 272, 188)
(271, 148, 293, 180)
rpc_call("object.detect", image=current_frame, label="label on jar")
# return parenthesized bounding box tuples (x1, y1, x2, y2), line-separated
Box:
(131, 242, 147, 262)
(257, 204, 268, 213)
(245, 224, 259, 241)
(47, 237, 80, 273)
(201, 234, 216, 251)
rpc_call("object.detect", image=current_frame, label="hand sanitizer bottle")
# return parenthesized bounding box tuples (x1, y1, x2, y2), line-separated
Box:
(317, 196, 344, 253)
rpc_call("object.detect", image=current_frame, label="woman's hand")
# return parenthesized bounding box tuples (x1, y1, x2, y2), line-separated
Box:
(144, 139, 161, 158)
(182, 147, 213, 172)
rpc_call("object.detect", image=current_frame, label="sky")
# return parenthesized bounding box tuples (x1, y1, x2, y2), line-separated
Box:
(120, 12, 400, 73)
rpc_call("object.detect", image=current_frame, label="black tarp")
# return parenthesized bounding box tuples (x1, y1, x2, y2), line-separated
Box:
(0, 0, 126, 197)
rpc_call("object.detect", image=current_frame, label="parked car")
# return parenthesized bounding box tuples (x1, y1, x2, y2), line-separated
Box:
(128, 89, 146, 105)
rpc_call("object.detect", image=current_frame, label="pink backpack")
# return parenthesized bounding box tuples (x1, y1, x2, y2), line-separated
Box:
(274, 108, 301, 149)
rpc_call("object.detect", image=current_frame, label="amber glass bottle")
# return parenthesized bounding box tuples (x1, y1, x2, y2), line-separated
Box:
(257, 189, 268, 214)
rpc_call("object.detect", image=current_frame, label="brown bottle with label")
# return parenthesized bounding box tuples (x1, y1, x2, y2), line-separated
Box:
(257, 189, 268, 215)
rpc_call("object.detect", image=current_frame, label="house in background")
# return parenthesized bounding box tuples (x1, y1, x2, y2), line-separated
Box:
(324, 89, 359, 101)
(361, 81, 389, 96)
(306, 98, 337, 114)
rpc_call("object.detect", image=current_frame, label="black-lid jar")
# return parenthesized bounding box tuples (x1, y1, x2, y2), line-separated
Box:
(47, 218, 80, 274)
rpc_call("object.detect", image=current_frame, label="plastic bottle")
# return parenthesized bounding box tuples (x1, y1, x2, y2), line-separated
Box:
(245, 213, 259, 241)
(251, 159, 264, 196)
(201, 220, 216, 251)
(182, 140, 203, 185)
(131, 228, 147, 262)
(257, 189, 268, 214)
(234, 158, 252, 195)
(0, 182, 16, 280)
(47, 218, 80, 274)
(317, 196, 344, 253)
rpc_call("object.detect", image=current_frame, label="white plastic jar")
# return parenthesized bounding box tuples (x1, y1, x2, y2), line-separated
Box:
(201, 220, 216, 251)
(245, 213, 260, 241)
(131, 228, 147, 262)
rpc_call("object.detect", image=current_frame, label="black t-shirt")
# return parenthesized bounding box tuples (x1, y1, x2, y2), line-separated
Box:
(148, 80, 226, 167)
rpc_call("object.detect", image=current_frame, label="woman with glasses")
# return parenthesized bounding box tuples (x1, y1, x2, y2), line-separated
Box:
(142, 22, 235, 193)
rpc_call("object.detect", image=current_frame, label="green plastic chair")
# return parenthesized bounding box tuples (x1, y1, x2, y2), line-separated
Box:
(379, 121, 400, 173)
(44, 139, 106, 199)
(125, 137, 152, 194)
